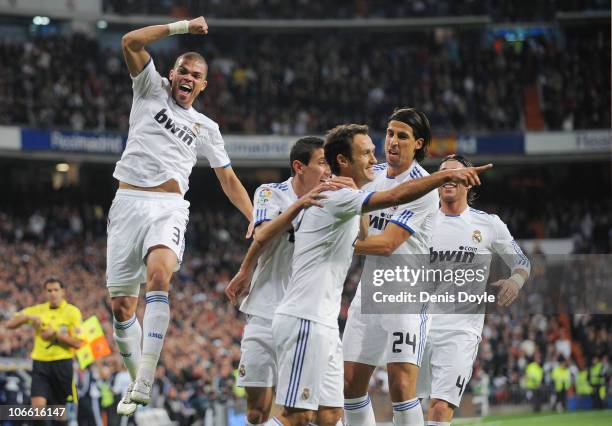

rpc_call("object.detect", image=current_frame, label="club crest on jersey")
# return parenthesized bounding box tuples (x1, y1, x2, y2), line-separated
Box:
(238, 364, 246, 377)
(301, 388, 310, 400)
(192, 123, 201, 137)
(259, 188, 273, 204)
(472, 230, 482, 243)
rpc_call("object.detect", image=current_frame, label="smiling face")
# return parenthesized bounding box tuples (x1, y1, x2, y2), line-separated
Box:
(169, 56, 208, 108)
(298, 147, 331, 192)
(385, 120, 423, 168)
(438, 159, 469, 204)
(345, 134, 377, 187)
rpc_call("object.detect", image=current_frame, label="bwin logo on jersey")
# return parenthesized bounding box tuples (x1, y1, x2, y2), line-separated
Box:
(154, 108, 197, 146)
(369, 214, 390, 231)
(429, 246, 476, 264)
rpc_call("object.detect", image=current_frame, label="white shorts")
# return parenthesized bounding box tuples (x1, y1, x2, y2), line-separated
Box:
(272, 314, 343, 410)
(343, 290, 431, 366)
(106, 189, 189, 292)
(416, 329, 481, 407)
(238, 315, 277, 387)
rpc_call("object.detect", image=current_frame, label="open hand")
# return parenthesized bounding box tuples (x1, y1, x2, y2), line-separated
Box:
(491, 278, 521, 306)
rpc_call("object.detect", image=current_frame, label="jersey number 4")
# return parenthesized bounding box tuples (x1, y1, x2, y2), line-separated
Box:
(172, 227, 181, 245)
(392, 332, 417, 354)
(456, 375, 466, 396)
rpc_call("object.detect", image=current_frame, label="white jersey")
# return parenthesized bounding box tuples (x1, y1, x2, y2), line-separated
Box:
(275, 188, 373, 329)
(113, 59, 231, 195)
(429, 207, 531, 335)
(240, 178, 297, 319)
(358, 161, 439, 294)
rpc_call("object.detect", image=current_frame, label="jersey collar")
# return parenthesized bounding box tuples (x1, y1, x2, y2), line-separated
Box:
(439, 206, 470, 218)
(48, 300, 67, 310)
(286, 176, 297, 200)
(386, 160, 418, 181)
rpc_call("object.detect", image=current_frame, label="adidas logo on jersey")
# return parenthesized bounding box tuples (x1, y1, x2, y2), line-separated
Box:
(154, 108, 197, 146)
(429, 246, 477, 264)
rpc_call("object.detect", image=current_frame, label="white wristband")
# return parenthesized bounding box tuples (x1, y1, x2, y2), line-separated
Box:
(509, 272, 526, 289)
(168, 20, 189, 36)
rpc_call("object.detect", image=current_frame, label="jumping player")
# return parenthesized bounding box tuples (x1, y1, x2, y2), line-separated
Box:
(107, 16, 252, 416)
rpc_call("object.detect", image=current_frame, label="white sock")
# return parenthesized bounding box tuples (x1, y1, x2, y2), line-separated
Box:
(263, 417, 284, 426)
(344, 394, 376, 426)
(137, 291, 170, 383)
(427, 422, 451, 426)
(392, 398, 423, 426)
(113, 314, 142, 381)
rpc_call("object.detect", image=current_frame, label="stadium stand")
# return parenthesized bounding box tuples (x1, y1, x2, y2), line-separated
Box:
(0, 25, 609, 134)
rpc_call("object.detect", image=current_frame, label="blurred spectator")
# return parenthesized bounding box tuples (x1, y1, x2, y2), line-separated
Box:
(0, 25, 609, 134)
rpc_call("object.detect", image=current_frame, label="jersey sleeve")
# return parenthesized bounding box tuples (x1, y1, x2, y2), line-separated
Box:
(196, 125, 231, 168)
(328, 188, 374, 219)
(69, 307, 84, 339)
(18, 305, 37, 318)
(253, 186, 283, 227)
(388, 191, 437, 235)
(490, 215, 531, 274)
(131, 58, 164, 99)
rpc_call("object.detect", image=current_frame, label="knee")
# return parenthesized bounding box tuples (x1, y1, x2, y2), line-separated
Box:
(283, 409, 315, 426)
(148, 268, 171, 291)
(388, 366, 417, 400)
(316, 408, 343, 426)
(111, 297, 136, 322)
(429, 399, 453, 421)
(246, 407, 268, 424)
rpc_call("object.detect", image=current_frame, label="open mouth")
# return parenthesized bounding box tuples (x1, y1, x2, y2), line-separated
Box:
(178, 83, 193, 95)
(442, 183, 458, 189)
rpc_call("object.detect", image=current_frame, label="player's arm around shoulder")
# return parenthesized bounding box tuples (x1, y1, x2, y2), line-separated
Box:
(354, 222, 412, 256)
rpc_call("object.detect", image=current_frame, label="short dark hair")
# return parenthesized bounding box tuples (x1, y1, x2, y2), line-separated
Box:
(388, 107, 432, 163)
(289, 137, 324, 176)
(324, 124, 369, 175)
(174, 51, 208, 74)
(44, 277, 64, 289)
(439, 154, 477, 204)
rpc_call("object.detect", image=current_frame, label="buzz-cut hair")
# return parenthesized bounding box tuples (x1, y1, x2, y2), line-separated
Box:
(289, 137, 324, 176)
(324, 124, 369, 176)
(388, 107, 432, 163)
(174, 52, 208, 73)
(44, 277, 64, 289)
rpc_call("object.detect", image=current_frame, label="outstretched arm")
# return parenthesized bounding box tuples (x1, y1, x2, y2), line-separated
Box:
(214, 166, 253, 223)
(122, 16, 209, 77)
(363, 164, 492, 213)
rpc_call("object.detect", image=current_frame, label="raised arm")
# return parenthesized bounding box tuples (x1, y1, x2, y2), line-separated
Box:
(122, 17, 209, 77)
(363, 164, 492, 213)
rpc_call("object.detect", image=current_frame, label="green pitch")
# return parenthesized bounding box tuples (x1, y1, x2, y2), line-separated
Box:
(453, 410, 612, 425)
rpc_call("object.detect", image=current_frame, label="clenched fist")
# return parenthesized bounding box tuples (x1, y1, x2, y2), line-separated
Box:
(188, 16, 208, 35)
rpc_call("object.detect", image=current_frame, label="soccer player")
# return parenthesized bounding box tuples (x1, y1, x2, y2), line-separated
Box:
(230, 124, 491, 426)
(343, 108, 439, 426)
(107, 16, 253, 416)
(416, 154, 531, 426)
(225, 137, 336, 425)
(5, 278, 83, 410)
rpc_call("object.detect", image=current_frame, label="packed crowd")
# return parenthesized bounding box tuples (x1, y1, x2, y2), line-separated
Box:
(1, 24, 609, 134)
(103, 0, 611, 20)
